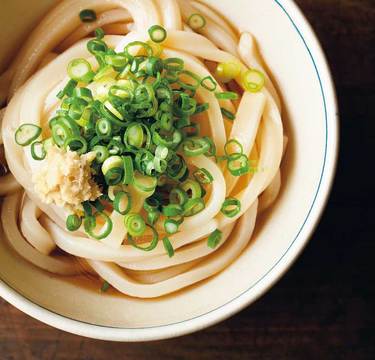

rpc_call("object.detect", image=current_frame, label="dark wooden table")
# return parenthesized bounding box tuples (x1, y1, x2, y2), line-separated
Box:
(1, 1, 374, 359)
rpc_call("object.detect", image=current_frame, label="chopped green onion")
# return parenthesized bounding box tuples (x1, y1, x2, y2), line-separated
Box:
(162, 204, 183, 217)
(122, 156, 134, 185)
(164, 219, 179, 234)
(200, 76, 217, 92)
(162, 237, 175, 257)
(187, 13, 206, 30)
(67, 58, 95, 83)
(127, 225, 159, 251)
(182, 137, 210, 157)
(207, 229, 222, 249)
(147, 210, 160, 225)
(102, 155, 123, 175)
(124, 213, 146, 237)
(183, 198, 205, 217)
(96, 118, 112, 138)
(215, 91, 239, 100)
(221, 198, 241, 218)
(79, 9, 97, 23)
(193, 168, 213, 184)
(242, 69, 265, 93)
(124, 41, 153, 58)
(228, 155, 250, 176)
(194, 103, 209, 114)
(66, 214, 82, 231)
(65, 136, 88, 154)
(169, 188, 188, 205)
(181, 179, 202, 199)
(101, 281, 110, 292)
(224, 139, 243, 159)
(133, 172, 157, 192)
(114, 191, 132, 215)
(221, 107, 236, 121)
(215, 62, 241, 83)
(84, 212, 113, 240)
(30, 141, 46, 160)
(148, 25, 167, 43)
(124, 123, 145, 149)
(163, 58, 184, 72)
(93, 145, 109, 163)
(15, 124, 42, 146)
(57, 80, 78, 99)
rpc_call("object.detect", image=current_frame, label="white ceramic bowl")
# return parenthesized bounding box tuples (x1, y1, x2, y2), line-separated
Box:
(0, 0, 338, 341)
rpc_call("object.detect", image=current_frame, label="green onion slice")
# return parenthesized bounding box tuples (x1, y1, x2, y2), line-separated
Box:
(84, 212, 113, 240)
(64, 136, 88, 154)
(215, 62, 241, 83)
(162, 237, 175, 257)
(183, 198, 205, 217)
(207, 229, 222, 249)
(224, 139, 244, 160)
(93, 145, 109, 164)
(67, 58, 94, 83)
(15, 124, 42, 146)
(228, 155, 250, 176)
(127, 225, 159, 251)
(200, 76, 217, 91)
(242, 69, 265, 93)
(187, 13, 206, 30)
(31, 141, 46, 160)
(124, 213, 146, 237)
(162, 204, 183, 217)
(221, 107, 236, 121)
(221, 198, 241, 218)
(181, 179, 202, 199)
(169, 188, 188, 206)
(79, 9, 97, 23)
(148, 25, 167, 43)
(164, 219, 179, 234)
(193, 168, 213, 184)
(113, 191, 132, 215)
(133, 172, 157, 193)
(66, 214, 82, 232)
(182, 137, 210, 157)
(215, 91, 239, 100)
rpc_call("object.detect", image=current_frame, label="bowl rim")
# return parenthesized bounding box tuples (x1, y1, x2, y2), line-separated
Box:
(0, 0, 339, 342)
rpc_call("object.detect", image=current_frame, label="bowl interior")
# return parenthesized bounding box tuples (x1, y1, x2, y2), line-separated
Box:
(0, 0, 330, 329)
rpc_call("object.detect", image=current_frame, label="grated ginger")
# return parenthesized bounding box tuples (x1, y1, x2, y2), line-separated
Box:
(32, 146, 101, 212)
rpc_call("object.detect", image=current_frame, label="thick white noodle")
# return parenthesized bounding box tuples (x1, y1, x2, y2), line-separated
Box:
(1, 192, 80, 275)
(87, 201, 257, 298)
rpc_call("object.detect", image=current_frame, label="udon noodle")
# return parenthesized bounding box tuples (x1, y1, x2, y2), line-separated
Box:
(0, 0, 285, 298)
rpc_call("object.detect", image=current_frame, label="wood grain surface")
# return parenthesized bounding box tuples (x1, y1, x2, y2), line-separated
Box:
(1, 0, 374, 359)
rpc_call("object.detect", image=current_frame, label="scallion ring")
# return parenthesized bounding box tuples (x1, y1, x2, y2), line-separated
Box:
(31, 141, 46, 160)
(193, 168, 213, 184)
(162, 237, 175, 257)
(84, 212, 113, 240)
(148, 25, 167, 43)
(242, 69, 265, 93)
(127, 225, 159, 251)
(207, 229, 223, 249)
(66, 214, 82, 232)
(79, 9, 97, 23)
(124, 213, 146, 237)
(113, 191, 132, 215)
(183, 198, 205, 217)
(221, 198, 241, 218)
(67, 58, 95, 83)
(187, 13, 206, 30)
(15, 124, 42, 146)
